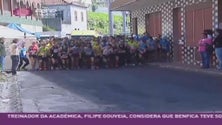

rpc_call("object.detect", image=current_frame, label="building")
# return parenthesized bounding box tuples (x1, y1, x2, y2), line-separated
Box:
(79, 0, 92, 6)
(0, 0, 43, 33)
(95, 0, 109, 7)
(112, 0, 221, 67)
(42, 0, 88, 35)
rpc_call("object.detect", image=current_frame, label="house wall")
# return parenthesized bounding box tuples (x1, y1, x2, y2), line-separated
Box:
(70, 5, 87, 30)
(45, 5, 87, 34)
(131, 0, 219, 66)
(46, 5, 72, 24)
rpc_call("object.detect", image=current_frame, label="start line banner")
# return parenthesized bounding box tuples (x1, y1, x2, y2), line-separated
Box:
(1, 113, 222, 125)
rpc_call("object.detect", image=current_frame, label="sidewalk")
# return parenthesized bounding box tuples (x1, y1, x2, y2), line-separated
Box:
(0, 73, 22, 112)
(149, 62, 222, 76)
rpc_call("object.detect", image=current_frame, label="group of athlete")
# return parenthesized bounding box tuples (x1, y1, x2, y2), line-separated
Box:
(19, 34, 170, 71)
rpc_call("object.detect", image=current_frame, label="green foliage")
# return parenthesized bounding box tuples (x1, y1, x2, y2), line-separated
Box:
(88, 12, 128, 35)
(43, 25, 56, 32)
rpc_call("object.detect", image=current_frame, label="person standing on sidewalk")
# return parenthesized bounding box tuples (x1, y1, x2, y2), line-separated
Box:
(198, 32, 213, 69)
(10, 39, 20, 75)
(0, 37, 6, 72)
(214, 29, 222, 70)
(18, 43, 29, 71)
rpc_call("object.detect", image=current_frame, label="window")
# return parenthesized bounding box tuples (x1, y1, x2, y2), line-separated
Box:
(81, 12, 84, 22)
(74, 11, 78, 21)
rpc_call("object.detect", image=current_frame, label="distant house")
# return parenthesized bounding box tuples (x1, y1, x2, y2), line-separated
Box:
(0, 0, 43, 35)
(42, 0, 88, 35)
(79, 0, 92, 6)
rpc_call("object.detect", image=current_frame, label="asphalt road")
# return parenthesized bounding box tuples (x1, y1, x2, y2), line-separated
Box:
(17, 65, 222, 113)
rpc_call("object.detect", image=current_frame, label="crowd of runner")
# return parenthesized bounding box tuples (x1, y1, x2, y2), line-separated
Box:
(18, 33, 171, 71)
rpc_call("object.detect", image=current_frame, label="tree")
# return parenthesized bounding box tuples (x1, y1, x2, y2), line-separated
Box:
(88, 12, 128, 35)
(91, 1, 98, 12)
(92, 4, 98, 12)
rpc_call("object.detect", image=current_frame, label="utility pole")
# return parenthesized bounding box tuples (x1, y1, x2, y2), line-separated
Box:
(108, 0, 114, 36)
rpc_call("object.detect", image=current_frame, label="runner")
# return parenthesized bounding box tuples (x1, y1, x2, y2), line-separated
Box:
(18, 43, 29, 71)
(28, 41, 39, 70)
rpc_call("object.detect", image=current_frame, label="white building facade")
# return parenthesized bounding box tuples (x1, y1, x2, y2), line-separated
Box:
(43, 3, 88, 35)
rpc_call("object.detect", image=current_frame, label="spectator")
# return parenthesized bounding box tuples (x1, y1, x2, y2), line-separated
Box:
(10, 39, 20, 75)
(214, 29, 222, 70)
(198, 32, 213, 69)
(0, 37, 6, 72)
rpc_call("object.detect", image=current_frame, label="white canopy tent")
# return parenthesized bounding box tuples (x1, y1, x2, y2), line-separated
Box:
(0, 25, 35, 39)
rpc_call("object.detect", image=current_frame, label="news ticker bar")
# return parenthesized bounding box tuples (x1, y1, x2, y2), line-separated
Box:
(3, 113, 222, 119)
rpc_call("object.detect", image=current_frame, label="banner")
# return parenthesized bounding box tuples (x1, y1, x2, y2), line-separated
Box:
(13, 8, 32, 16)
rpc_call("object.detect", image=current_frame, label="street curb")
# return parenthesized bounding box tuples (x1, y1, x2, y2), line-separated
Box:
(0, 76, 22, 112)
(149, 63, 222, 76)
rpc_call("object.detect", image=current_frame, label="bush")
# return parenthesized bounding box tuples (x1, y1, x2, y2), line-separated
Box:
(43, 25, 56, 32)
